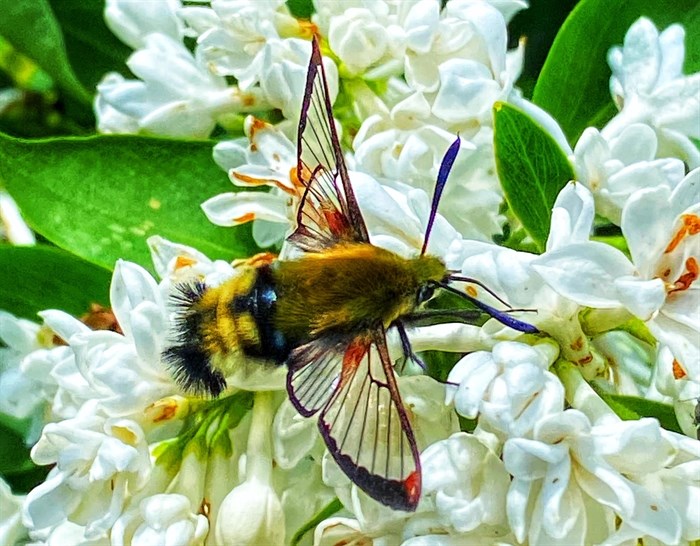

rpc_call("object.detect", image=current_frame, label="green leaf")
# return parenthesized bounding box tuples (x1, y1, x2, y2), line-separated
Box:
(48, 1, 132, 93)
(533, 0, 700, 144)
(493, 102, 575, 251)
(287, 0, 314, 19)
(590, 234, 629, 254)
(0, 418, 49, 493)
(290, 498, 342, 546)
(0, 0, 91, 104)
(0, 246, 111, 320)
(0, 413, 31, 440)
(591, 388, 683, 434)
(2, 463, 50, 495)
(0, 132, 259, 272)
(0, 421, 33, 475)
(507, 0, 579, 98)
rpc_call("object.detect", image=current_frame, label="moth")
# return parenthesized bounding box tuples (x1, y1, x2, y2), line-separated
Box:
(165, 37, 537, 511)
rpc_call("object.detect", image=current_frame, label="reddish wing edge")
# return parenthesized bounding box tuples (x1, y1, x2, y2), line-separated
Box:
(286, 328, 422, 511)
(289, 36, 370, 251)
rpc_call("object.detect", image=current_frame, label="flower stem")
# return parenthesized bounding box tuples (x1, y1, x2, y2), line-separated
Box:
(245, 391, 275, 483)
(554, 359, 617, 423)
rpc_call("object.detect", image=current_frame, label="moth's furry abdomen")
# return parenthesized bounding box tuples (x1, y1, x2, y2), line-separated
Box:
(163, 281, 226, 397)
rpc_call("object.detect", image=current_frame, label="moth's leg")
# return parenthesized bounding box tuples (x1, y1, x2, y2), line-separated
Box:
(394, 320, 426, 372)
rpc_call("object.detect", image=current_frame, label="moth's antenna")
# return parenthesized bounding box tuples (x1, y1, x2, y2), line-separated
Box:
(421, 136, 461, 256)
(438, 282, 539, 333)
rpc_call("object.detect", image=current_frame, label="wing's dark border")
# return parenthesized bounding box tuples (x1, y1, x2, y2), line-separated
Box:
(292, 37, 369, 247)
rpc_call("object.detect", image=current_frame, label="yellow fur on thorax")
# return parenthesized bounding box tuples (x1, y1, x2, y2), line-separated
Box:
(274, 243, 446, 339)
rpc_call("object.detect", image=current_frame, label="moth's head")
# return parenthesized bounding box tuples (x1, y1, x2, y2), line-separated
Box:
(410, 255, 447, 306)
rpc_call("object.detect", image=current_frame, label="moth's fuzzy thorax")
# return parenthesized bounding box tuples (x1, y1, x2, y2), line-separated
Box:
(273, 243, 447, 338)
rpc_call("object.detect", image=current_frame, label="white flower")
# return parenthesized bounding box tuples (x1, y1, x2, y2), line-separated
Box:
(110, 494, 208, 546)
(326, 5, 404, 77)
(27, 520, 106, 546)
(504, 410, 700, 545)
(533, 169, 700, 379)
(27, 346, 87, 422)
(214, 392, 285, 546)
(314, 1, 524, 244)
(313, 1, 441, 80)
(403, 0, 517, 94)
(147, 235, 237, 289)
(591, 330, 657, 397)
(207, 117, 463, 257)
(260, 38, 339, 120)
(605, 17, 700, 167)
(204, 117, 301, 248)
(447, 341, 563, 438)
(277, 457, 336, 543)
(350, 10, 525, 241)
(104, 0, 185, 49)
(312, 516, 401, 546)
(447, 182, 606, 374)
(182, 2, 323, 118)
(572, 123, 686, 224)
(0, 311, 46, 421)
(181, 0, 296, 85)
(421, 432, 510, 533)
(42, 261, 178, 419)
(487, 0, 528, 23)
(653, 345, 700, 439)
(95, 34, 262, 138)
(272, 397, 321, 470)
(0, 312, 78, 439)
(354, 118, 504, 242)
(0, 478, 27, 545)
(0, 191, 35, 245)
(24, 415, 151, 539)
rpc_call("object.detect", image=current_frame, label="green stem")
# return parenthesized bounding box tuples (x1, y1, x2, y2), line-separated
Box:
(554, 359, 616, 423)
(580, 307, 634, 336)
(290, 498, 343, 546)
(246, 391, 275, 483)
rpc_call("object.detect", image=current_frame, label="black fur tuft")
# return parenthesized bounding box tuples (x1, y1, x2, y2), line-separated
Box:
(163, 281, 227, 397)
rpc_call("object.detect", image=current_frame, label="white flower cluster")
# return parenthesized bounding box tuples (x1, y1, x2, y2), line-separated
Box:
(95, 0, 323, 138)
(2, 2, 698, 546)
(95, 0, 531, 243)
(573, 18, 700, 224)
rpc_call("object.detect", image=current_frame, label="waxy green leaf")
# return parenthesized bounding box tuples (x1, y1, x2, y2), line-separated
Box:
(533, 0, 700, 144)
(48, 1, 132, 93)
(0, 246, 111, 320)
(594, 390, 683, 434)
(0, 132, 258, 272)
(493, 102, 575, 252)
(0, 0, 91, 104)
(0, 419, 49, 494)
(0, 422, 35, 476)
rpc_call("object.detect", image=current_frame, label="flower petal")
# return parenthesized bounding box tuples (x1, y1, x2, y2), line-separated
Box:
(201, 192, 289, 226)
(532, 242, 636, 308)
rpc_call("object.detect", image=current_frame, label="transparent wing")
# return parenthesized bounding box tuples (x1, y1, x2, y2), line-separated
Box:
(286, 328, 421, 511)
(286, 333, 348, 417)
(289, 37, 369, 252)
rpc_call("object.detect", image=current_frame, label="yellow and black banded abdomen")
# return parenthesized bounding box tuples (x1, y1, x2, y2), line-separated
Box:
(229, 264, 293, 362)
(163, 264, 293, 397)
